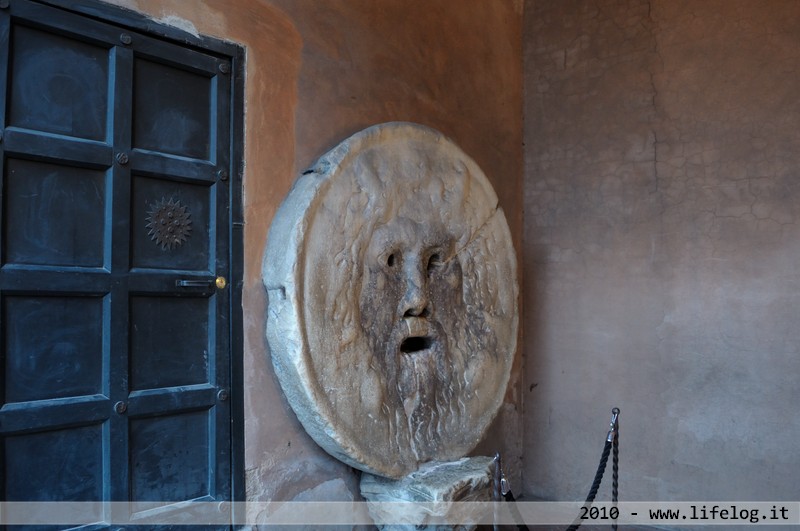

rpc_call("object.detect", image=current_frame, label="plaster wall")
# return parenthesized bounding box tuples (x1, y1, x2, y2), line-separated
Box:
(524, 0, 800, 511)
(106, 0, 524, 504)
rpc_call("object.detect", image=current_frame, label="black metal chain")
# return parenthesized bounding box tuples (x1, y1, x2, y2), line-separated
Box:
(565, 440, 612, 531)
(495, 407, 619, 531)
(565, 407, 620, 531)
(612, 416, 619, 531)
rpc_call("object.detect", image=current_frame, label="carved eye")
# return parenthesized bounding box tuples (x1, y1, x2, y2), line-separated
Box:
(387, 252, 397, 268)
(426, 253, 442, 274)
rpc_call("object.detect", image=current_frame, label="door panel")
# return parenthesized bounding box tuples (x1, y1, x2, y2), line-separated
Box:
(129, 295, 211, 391)
(4, 295, 104, 402)
(0, 1, 239, 528)
(131, 176, 212, 271)
(129, 411, 211, 502)
(5, 424, 104, 502)
(133, 58, 212, 160)
(8, 23, 109, 141)
(4, 159, 107, 267)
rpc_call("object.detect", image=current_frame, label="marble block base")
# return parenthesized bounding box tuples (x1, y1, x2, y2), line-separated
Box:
(359, 456, 495, 530)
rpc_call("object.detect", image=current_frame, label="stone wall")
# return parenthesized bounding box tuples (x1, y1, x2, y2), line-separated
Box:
(524, 0, 800, 508)
(107, 0, 524, 503)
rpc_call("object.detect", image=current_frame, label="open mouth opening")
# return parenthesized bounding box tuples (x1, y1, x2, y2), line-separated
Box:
(400, 336, 434, 354)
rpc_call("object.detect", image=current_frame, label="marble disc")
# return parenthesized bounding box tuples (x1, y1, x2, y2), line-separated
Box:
(263, 122, 518, 478)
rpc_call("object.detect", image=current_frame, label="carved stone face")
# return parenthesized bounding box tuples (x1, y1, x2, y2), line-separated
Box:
(264, 123, 518, 478)
(360, 217, 465, 459)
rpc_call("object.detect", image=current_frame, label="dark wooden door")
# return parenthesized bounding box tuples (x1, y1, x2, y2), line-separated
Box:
(0, 0, 239, 527)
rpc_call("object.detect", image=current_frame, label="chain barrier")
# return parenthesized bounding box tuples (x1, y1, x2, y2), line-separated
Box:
(494, 407, 620, 531)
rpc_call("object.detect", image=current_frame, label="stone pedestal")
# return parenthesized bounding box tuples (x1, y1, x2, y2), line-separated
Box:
(359, 456, 495, 531)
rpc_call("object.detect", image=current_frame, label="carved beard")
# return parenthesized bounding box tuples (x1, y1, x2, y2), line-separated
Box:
(397, 348, 446, 458)
(378, 332, 465, 462)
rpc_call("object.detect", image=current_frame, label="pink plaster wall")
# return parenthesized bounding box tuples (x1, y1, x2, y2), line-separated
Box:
(524, 0, 800, 510)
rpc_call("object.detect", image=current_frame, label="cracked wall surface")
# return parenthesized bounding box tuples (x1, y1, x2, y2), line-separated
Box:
(524, 0, 800, 507)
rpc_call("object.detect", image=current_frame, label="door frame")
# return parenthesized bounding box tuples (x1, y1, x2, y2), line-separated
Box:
(30, 0, 247, 507)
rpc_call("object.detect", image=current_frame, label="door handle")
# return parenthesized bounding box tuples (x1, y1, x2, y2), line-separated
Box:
(176, 277, 227, 289)
(176, 279, 212, 288)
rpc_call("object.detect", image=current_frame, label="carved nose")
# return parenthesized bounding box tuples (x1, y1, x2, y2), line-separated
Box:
(403, 294, 429, 317)
(401, 268, 429, 318)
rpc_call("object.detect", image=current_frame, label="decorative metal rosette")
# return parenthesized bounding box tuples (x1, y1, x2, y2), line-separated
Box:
(146, 197, 192, 250)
